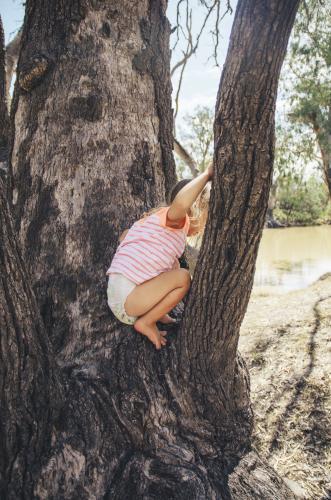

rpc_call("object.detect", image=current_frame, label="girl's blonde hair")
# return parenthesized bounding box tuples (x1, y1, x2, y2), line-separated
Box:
(140, 178, 210, 235)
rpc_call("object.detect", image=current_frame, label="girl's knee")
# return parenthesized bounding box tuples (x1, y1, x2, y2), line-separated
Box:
(178, 268, 191, 288)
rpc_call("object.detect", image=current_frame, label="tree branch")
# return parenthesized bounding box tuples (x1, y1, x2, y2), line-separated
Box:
(5, 28, 22, 106)
(173, 137, 199, 176)
(171, 0, 233, 123)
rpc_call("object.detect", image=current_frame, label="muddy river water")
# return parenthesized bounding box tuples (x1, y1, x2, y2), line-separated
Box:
(253, 225, 331, 293)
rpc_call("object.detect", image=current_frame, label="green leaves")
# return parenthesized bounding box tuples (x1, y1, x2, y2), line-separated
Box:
(276, 0, 331, 197)
(175, 105, 214, 178)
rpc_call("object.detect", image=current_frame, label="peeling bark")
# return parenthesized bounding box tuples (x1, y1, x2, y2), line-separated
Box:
(2, 0, 300, 498)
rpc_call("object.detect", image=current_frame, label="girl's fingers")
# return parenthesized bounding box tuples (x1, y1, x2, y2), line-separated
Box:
(160, 331, 167, 336)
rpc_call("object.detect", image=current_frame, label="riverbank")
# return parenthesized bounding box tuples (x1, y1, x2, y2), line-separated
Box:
(240, 273, 331, 499)
(267, 220, 331, 228)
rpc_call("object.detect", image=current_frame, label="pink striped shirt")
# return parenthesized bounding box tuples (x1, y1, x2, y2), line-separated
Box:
(106, 207, 190, 284)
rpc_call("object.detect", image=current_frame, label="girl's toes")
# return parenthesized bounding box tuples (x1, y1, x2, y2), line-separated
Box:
(159, 314, 176, 324)
(160, 331, 167, 337)
(154, 340, 161, 349)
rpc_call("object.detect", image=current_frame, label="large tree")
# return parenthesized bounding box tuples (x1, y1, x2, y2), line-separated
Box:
(285, 0, 331, 196)
(1, 0, 300, 498)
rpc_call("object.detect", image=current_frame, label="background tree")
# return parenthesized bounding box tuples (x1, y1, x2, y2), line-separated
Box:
(283, 0, 331, 196)
(273, 123, 330, 225)
(1, 0, 300, 498)
(275, 173, 330, 225)
(176, 105, 214, 178)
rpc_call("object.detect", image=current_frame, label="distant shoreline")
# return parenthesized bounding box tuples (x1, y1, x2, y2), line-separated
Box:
(266, 221, 331, 229)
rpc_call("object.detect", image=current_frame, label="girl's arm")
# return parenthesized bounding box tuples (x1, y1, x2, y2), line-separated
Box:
(167, 165, 212, 222)
(119, 229, 129, 242)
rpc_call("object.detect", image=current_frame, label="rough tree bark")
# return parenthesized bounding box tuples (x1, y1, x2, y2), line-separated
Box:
(180, 0, 300, 473)
(1, 0, 299, 498)
(0, 17, 59, 498)
(10, 0, 176, 360)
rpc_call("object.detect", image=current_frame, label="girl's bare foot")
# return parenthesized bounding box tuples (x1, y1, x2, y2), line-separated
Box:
(134, 318, 167, 349)
(158, 314, 176, 324)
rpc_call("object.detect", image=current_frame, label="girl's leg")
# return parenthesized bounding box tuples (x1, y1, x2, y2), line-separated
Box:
(124, 269, 191, 349)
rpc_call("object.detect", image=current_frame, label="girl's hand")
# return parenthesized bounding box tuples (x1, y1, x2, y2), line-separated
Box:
(207, 162, 213, 180)
(168, 167, 212, 222)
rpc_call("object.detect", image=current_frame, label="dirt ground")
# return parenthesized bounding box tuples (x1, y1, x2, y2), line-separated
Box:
(239, 273, 331, 499)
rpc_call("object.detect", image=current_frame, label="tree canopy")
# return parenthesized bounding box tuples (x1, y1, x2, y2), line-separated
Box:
(279, 0, 331, 195)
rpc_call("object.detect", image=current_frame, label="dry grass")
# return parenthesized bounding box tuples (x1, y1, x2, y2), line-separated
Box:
(239, 273, 331, 499)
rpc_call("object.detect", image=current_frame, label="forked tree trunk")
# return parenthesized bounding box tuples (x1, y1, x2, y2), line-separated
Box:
(2, 0, 299, 498)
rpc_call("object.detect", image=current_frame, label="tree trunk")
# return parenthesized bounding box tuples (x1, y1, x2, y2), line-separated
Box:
(319, 144, 331, 198)
(2, 0, 299, 498)
(180, 0, 300, 402)
(311, 111, 331, 198)
(10, 0, 176, 359)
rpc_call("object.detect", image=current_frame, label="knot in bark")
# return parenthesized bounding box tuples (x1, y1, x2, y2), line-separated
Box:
(132, 48, 152, 75)
(19, 55, 51, 92)
(68, 94, 103, 122)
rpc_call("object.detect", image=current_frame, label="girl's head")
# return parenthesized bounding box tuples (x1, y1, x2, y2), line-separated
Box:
(140, 178, 210, 235)
(168, 179, 210, 237)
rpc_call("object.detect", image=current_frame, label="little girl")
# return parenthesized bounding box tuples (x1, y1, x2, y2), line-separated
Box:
(106, 165, 212, 350)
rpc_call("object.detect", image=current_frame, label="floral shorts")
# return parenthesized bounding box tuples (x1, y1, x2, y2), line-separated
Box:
(107, 273, 138, 325)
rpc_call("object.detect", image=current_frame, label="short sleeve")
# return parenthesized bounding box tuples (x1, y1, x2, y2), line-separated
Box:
(156, 206, 190, 235)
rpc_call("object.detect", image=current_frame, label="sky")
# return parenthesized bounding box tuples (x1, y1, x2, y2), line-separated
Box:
(167, 1, 236, 124)
(1, 0, 237, 127)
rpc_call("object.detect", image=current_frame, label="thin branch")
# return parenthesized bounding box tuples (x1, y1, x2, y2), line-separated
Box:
(170, 0, 233, 124)
(173, 137, 200, 177)
(172, 0, 186, 51)
(212, 1, 221, 66)
(171, 0, 218, 77)
(174, 49, 189, 120)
